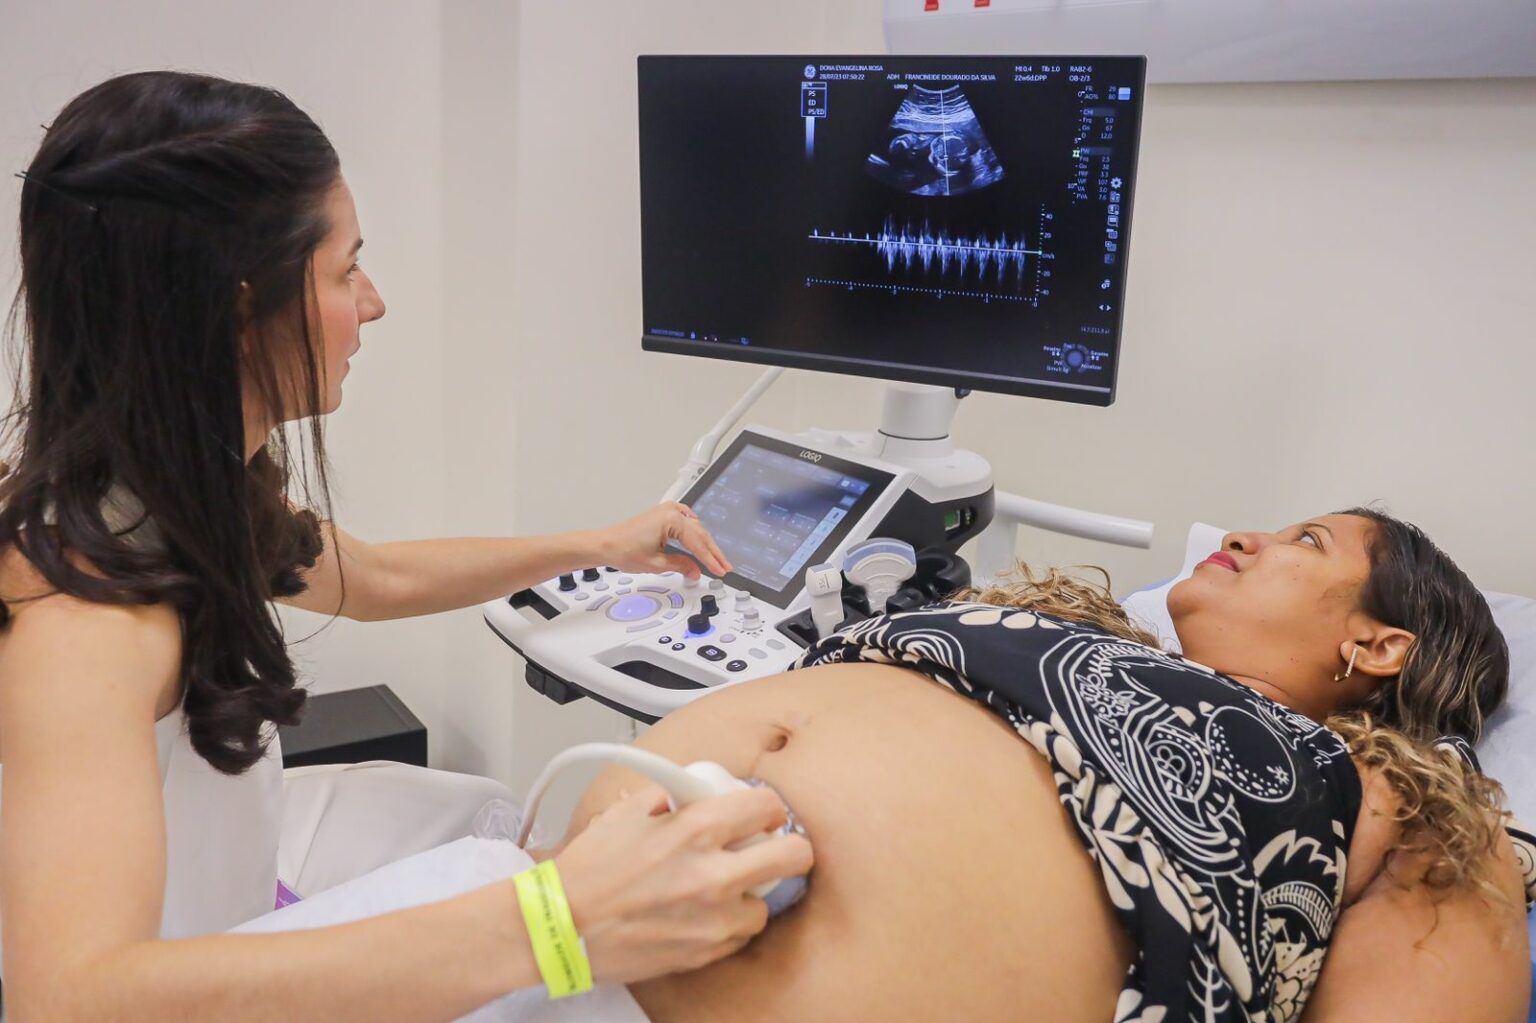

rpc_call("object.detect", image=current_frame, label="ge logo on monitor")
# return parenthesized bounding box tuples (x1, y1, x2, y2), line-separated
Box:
(804, 64, 816, 79)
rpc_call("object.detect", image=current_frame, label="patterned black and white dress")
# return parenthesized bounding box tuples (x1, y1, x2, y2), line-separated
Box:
(793, 602, 1536, 1023)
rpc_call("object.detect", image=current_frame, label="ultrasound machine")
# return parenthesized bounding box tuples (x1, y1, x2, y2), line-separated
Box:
(483, 55, 1156, 722)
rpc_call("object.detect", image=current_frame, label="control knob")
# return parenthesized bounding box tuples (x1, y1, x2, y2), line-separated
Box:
(687, 612, 712, 635)
(557, 574, 577, 592)
(700, 594, 719, 617)
(581, 568, 601, 582)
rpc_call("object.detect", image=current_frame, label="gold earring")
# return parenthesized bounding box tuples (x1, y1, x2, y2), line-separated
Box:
(1333, 646, 1359, 682)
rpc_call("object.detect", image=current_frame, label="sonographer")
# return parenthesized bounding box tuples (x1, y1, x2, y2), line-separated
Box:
(0, 72, 812, 1021)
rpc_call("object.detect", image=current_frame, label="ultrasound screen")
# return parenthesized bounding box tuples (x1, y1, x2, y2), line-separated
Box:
(639, 55, 1145, 405)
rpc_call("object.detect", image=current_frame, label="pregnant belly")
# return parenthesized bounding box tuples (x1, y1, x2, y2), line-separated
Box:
(559, 662, 1133, 1023)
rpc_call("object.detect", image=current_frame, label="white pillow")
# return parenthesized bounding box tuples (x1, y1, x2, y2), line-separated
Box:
(1119, 523, 1536, 825)
(1120, 522, 1228, 653)
(1478, 592, 1536, 826)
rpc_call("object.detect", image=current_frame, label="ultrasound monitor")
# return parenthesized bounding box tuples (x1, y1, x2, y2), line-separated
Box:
(638, 55, 1146, 405)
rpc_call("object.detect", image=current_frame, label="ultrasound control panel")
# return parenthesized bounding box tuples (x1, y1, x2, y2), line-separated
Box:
(482, 428, 919, 721)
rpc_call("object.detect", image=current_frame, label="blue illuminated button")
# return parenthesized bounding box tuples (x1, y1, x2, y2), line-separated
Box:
(607, 594, 662, 623)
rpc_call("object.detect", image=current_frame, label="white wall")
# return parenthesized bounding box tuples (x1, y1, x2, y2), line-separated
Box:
(3, 1, 1534, 808)
(914, 76, 1536, 598)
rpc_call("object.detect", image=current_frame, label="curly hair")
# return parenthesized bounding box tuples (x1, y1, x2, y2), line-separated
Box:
(1, 71, 341, 773)
(959, 559, 1510, 896)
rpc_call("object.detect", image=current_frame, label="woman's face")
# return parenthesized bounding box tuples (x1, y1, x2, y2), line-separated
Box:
(309, 175, 385, 414)
(1167, 513, 1413, 718)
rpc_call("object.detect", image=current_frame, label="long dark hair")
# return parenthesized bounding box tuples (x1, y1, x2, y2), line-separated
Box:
(1337, 505, 1509, 744)
(1, 70, 341, 773)
(1325, 506, 1511, 894)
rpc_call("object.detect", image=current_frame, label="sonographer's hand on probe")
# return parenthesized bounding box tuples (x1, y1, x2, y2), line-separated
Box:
(552, 783, 813, 983)
(595, 502, 732, 579)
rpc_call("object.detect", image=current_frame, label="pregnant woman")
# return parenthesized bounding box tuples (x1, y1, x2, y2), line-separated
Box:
(562, 510, 1534, 1023)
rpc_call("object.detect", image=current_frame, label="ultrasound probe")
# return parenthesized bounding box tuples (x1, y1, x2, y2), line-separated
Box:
(516, 743, 810, 917)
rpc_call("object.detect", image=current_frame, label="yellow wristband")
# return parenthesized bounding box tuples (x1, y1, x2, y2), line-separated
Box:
(513, 860, 593, 999)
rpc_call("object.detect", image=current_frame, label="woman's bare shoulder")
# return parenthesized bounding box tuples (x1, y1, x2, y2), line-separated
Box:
(1303, 760, 1529, 1022)
(1341, 761, 1403, 904)
(0, 541, 171, 616)
(1345, 759, 1525, 908)
(0, 543, 183, 717)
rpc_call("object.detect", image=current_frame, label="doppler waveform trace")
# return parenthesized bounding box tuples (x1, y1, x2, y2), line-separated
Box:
(809, 212, 1051, 304)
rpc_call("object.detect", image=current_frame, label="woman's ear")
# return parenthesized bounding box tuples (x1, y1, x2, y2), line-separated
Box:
(1346, 620, 1417, 678)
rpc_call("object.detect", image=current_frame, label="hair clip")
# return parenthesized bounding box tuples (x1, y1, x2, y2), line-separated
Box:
(14, 170, 99, 214)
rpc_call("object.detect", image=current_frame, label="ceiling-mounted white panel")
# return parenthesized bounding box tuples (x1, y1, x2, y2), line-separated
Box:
(884, 0, 1536, 83)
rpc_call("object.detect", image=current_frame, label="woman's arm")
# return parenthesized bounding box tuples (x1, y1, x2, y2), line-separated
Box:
(0, 592, 540, 1022)
(1300, 768, 1530, 1023)
(278, 503, 728, 622)
(1, 581, 808, 1021)
(1300, 849, 1529, 1022)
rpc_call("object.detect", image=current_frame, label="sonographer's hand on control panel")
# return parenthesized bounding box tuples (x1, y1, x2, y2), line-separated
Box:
(595, 502, 732, 580)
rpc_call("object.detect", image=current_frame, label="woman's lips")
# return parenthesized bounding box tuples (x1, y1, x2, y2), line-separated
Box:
(1199, 552, 1239, 572)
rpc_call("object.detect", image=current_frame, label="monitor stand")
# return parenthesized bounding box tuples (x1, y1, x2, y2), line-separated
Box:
(666, 369, 1152, 575)
(798, 381, 993, 511)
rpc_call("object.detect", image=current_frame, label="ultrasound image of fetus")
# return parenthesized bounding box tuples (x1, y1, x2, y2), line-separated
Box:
(866, 85, 1005, 197)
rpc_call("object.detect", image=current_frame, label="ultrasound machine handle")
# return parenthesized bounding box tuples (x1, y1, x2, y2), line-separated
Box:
(974, 491, 1154, 582)
(664, 367, 786, 502)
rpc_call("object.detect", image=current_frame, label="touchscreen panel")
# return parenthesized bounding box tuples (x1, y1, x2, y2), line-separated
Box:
(684, 435, 894, 606)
